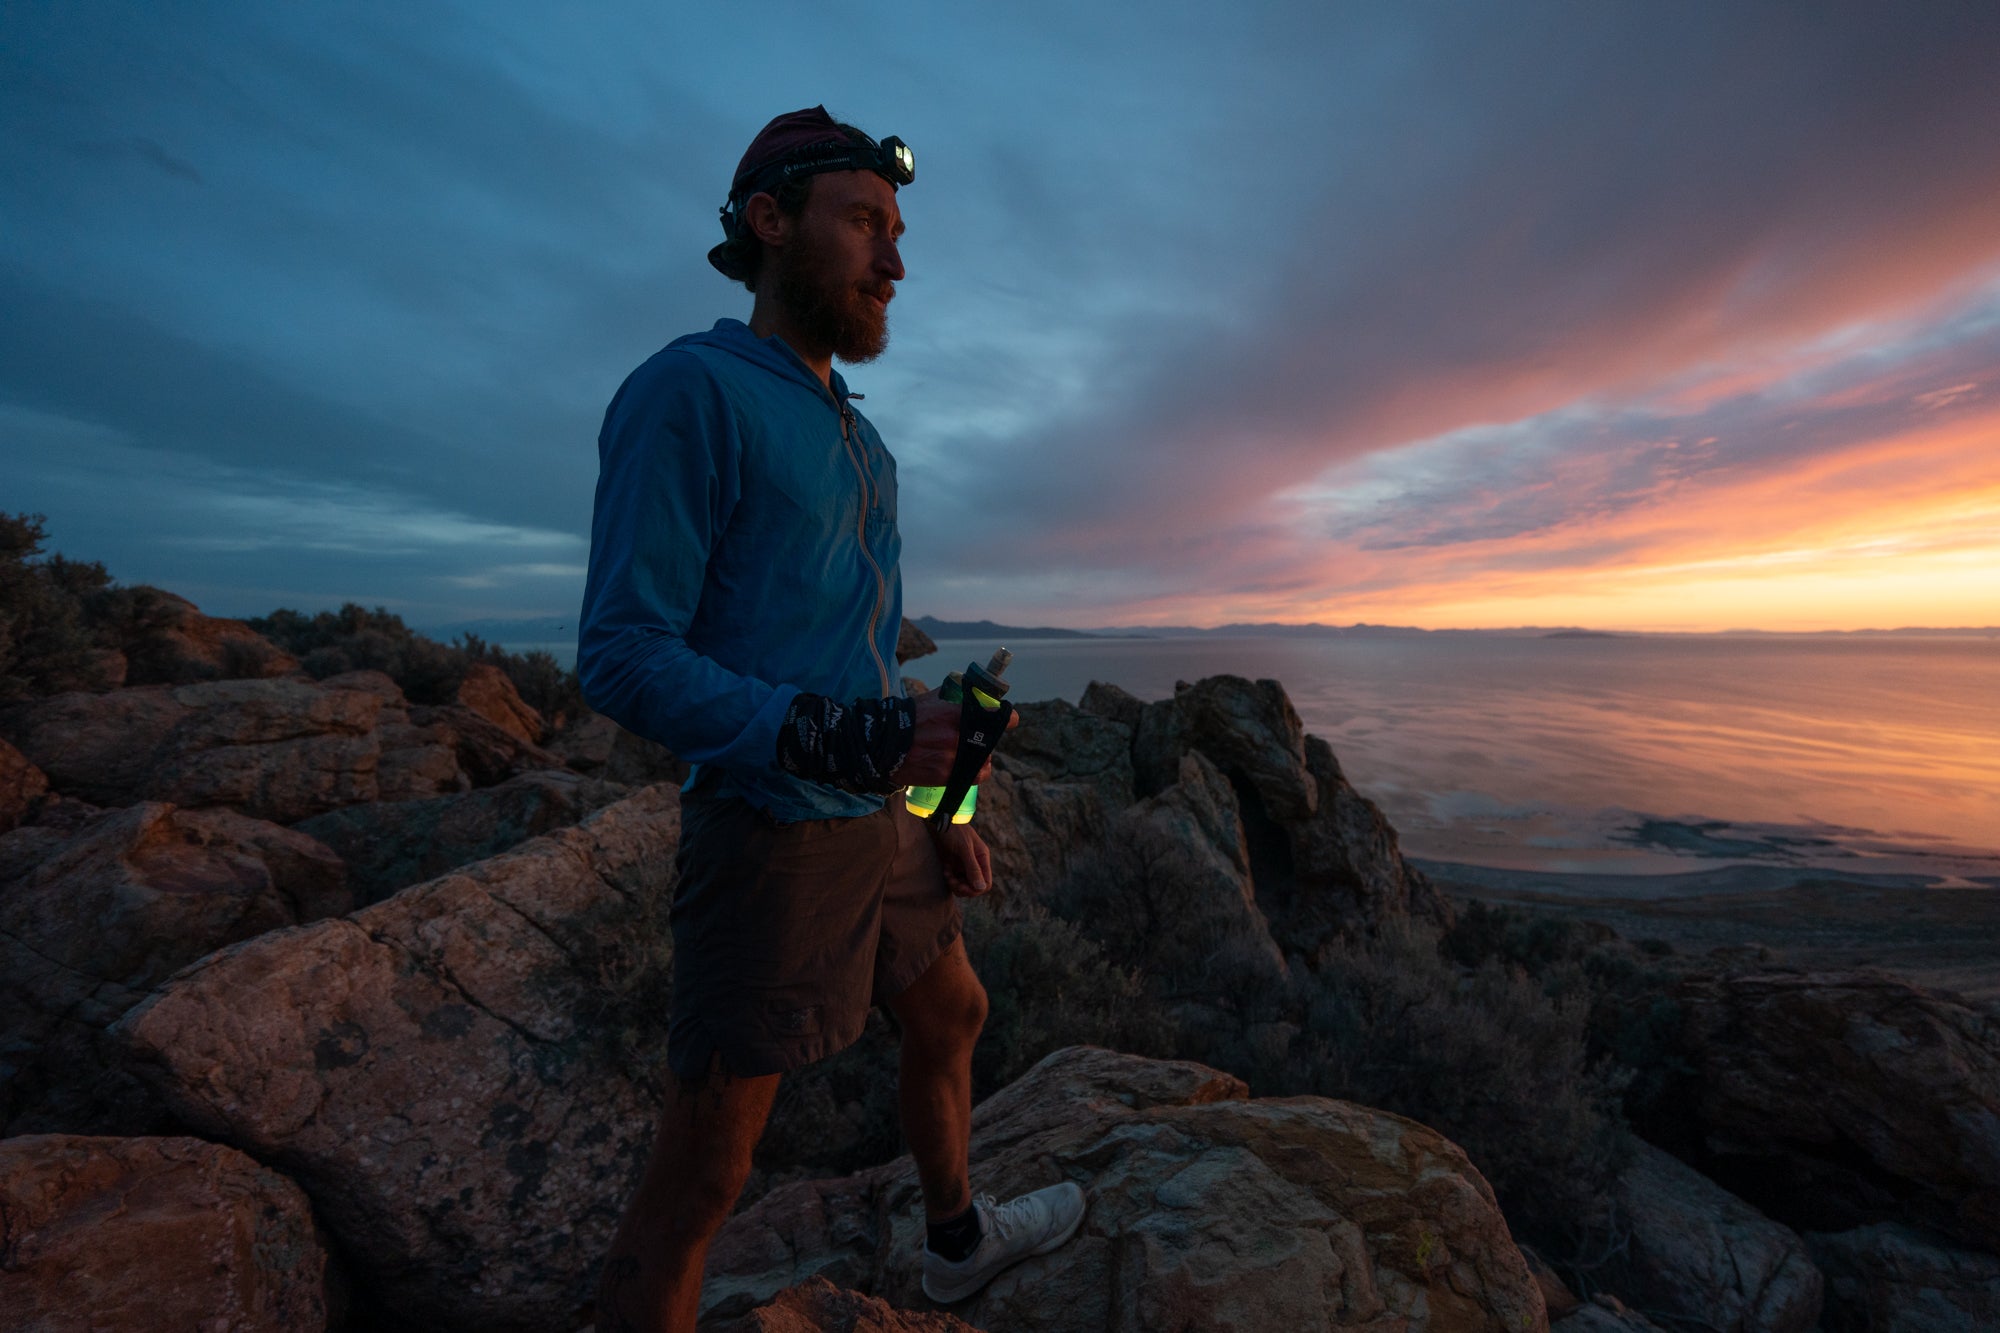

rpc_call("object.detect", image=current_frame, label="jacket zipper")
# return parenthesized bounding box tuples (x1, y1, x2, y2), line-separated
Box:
(838, 403, 893, 697)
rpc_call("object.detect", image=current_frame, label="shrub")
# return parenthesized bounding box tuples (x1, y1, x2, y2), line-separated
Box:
(1288, 918, 1632, 1245)
(0, 513, 119, 699)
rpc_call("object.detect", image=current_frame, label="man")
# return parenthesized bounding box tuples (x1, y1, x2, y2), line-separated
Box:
(577, 107, 1086, 1333)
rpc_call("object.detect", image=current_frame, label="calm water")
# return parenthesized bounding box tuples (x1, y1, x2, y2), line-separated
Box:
(509, 634, 2000, 880)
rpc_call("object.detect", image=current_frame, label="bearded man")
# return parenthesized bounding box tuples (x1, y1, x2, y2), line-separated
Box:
(576, 107, 1086, 1333)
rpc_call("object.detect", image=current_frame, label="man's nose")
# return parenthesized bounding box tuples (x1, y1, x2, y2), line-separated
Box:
(875, 237, 904, 282)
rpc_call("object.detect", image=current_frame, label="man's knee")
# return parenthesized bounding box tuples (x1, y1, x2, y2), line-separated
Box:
(906, 974, 987, 1059)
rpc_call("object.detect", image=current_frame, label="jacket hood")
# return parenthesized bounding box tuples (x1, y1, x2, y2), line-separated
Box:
(670, 318, 854, 402)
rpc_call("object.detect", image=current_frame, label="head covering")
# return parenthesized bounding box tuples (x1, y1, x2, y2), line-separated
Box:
(708, 106, 889, 281)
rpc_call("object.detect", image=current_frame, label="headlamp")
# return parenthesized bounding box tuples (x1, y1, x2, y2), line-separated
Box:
(718, 131, 914, 241)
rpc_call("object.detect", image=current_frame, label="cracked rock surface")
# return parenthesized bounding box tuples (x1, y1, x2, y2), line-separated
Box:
(0, 1133, 333, 1332)
(703, 1045, 1547, 1333)
(113, 784, 681, 1333)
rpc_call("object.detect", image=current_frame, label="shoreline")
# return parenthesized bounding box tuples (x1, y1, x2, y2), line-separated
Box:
(1422, 858, 2000, 1004)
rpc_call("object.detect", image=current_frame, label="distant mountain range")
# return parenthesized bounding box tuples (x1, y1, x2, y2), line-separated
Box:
(429, 614, 1999, 646)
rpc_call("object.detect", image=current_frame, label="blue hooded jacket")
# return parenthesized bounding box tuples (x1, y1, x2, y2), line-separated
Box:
(577, 318, 903, 822)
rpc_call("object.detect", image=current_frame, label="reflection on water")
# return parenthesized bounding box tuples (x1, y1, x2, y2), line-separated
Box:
(925, 634, 2000, 879)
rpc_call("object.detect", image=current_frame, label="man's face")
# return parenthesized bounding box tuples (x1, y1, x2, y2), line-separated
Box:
(771, 169, 905, 364)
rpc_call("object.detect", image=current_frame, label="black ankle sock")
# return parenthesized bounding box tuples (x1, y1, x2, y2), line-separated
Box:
(926, 1202, 983, 1262)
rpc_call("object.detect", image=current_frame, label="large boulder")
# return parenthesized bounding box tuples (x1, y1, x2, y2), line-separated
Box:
(109, 587, 298, 686)
(704, 1046, 1548, 1332)
(0, 735, 47, 832)
(1597, 1139, 1822, 1333)
(0, 677, 382, 822)
(1131, 675, 1316, 822)
(1055, 750, 1287, 994)
(1552, 1295, 1668, 1330)
(114, 785, 682, 1333)
(0, 1133, 334, 1332)
(295, 768, 635, 904)
(1805, 1222, 2000, 1332)
(1, 801, 350, 1134)
(1663, 969, 2000, 1250)
(455, 662, 545, 745)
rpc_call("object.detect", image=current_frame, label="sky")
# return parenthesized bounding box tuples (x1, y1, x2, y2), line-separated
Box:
(3, 1, 1998, 634)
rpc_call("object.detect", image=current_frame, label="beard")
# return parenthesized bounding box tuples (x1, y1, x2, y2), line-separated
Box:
(773, 233, 891, 365)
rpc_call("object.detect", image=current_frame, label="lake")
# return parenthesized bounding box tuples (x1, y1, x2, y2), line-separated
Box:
(501, 633, 2000, 882)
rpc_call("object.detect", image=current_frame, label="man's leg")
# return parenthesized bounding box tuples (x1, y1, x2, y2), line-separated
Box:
(594, 1059, 780, 1333)
(887, 935, 987, 1220)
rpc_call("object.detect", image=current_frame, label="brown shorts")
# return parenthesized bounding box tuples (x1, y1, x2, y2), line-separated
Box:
(666, 793, 961, 1079)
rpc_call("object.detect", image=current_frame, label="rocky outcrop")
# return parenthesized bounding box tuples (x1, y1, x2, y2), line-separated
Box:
(0, 735, 47, 832)
(111, 587, 299, 686)
(547, 709, 688, 787)
(973, 760, 1113, 902)
(1665, 968, 2000, 1250)
(896, 618, 936, 665)
(721, 1276, 986, 1332)
(456, 662, 545, 745)
(1281, 735, 1454, 946)
(115, 785, 682, 1333)
(1055, 751, 1287, 993)
(704, 1046, 1548, 1332)
(1077, 679, 1145, 731)
(1805, 1222, 2000, 1332)
(1132, 674, 1316, 821)
(0, 677, 381, 822)
(412, 700, 566, 788)
(296, 768, 635, 904)
(323, 669, 468, 801)
(1, 802, 350, 1134)
(996, 699, 1136, 807)
(1599, 1139, 1822, 1333)
(0, 1133, 334, 1332)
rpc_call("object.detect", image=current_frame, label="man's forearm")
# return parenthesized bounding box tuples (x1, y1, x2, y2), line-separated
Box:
(775, 693, 917, 793)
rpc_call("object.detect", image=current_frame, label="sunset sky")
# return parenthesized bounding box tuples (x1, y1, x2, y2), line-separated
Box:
(4, 2, 1998, 633)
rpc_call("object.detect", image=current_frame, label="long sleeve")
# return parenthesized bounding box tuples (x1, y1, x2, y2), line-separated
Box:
(575, 351, 799, 772)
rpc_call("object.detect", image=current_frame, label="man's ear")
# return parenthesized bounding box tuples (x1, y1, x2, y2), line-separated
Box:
(742, 192, 793, 249)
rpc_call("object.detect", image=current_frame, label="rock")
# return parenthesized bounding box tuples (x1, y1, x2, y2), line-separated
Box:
(1552, 1294, 1668, 1330)
(1805, 1222, 2000, 1332)
(896, 618, 937, 665)
(321, 670, 470, 802)
(1056, 751, 1287, 992)
(1076, 679, 1144, 731)
(546, 709, 687, 787)
(0, 735, 48, 832)
(0, 1133, 333, 1332)
(115, 785, 682, 1333)
(1665, 969, 2000, 1250)
(86, 646, 129, 689)
(973, 762, 1112, 905)
(411, 701, 566, 788)
(1277, 736, 1454, 948)
(704, 1045, 1548, 1332)
(456, 662, 546, 745)
(0, 677, 381, 822)
(1, 802, 350, 1134)
(112, 587, 298, 686)
(295, 768, 634, 904)
(723, 1275, 986, 1332)
(996, 699, 1135, 807)
(1132, 674, 1316, 822)
(1599, 1139, 1822, 1333)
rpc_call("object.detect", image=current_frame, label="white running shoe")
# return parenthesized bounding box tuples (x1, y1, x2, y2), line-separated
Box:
(921, 1182, 1088, 1304)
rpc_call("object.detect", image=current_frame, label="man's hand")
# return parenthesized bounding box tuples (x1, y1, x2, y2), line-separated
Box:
(930, 819, 995, 897)
(895, 689, 1020, 787)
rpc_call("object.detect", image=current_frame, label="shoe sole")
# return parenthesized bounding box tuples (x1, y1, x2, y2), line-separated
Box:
(923, 1187, 1088, 1305)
